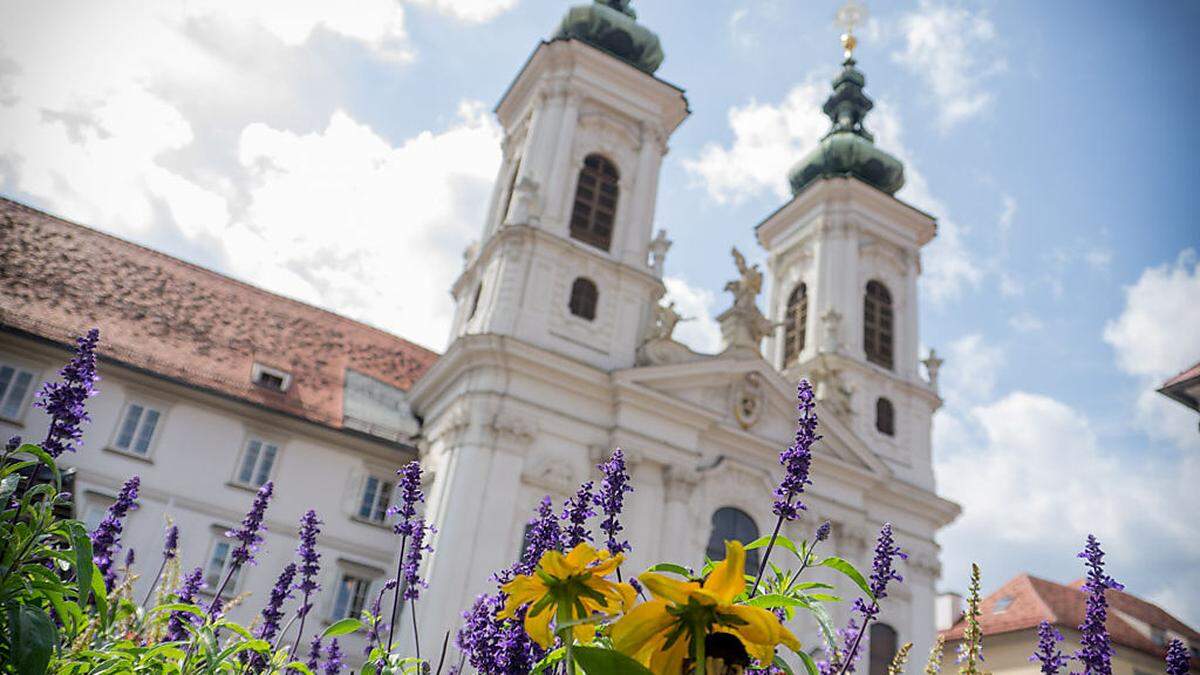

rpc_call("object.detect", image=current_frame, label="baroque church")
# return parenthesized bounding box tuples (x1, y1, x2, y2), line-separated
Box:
(0, 0, 959, 669)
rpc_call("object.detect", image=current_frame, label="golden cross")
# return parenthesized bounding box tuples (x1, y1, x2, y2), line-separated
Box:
(834, 0, 868, 60)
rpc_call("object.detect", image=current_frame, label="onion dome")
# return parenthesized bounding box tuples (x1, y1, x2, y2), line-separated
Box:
(554, 0, 664, 75)
(787, 54, 905, 196)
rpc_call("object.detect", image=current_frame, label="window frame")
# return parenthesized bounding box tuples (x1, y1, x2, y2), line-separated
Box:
(0, 359, 40, 423)
(231, 435, 281, 489)
(202, 533, 242, 595)
(705, 507, 761, 572)
(251, 363, 292, 393)
(568, 277, 599, 322)
(79, 491, 117, 534)
(109, 399, 165, 459)
(875, 397, 896, 437)
(863, 280, 895, 370)
(354, 473, 395, 526)
(783, 282, 808, 365)
(569, 154, 620, 252)
(329, 570, 374, 622)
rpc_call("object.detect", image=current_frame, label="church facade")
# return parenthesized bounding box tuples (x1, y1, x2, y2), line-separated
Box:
(409, 0, 959, 667)
(0, 1, 960, 670)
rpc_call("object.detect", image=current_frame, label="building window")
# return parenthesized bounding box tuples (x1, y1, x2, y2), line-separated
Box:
(81, 495, 115, 534)
(0, 363, 36, 420)
(568, 277, 598, 321)
(357, 475, 394, 524)
(783, 283, 808, 365)
(868, 622, 899, 675)
(993, 595, 1014, 613)
(569, 154, 619, 251)
(112, 403, 162, 456)
(331, 572, 372, 620)
(1150, 626, 1167, 647)
(864, 280, 894, 370)
(875, 397, 895, 437)
(204, 537, 241, 591)
(705, 507, 760, 573)
(234, 438, 278, 488)
(251, 363, 291, 392)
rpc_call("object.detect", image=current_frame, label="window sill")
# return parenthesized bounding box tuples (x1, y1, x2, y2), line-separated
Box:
(350, 515, 393, 531)
(0, 415, 26, 428)
(226, 480, 268, 494)
(103, 446, 154, 464)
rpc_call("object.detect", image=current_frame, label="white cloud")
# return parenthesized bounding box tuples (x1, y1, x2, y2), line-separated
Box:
(682, 76, 828, 205)
(942, 333, 1004, 404)
(1103, 249, 1200, 449)
(663, 276, 723, 354)
(232, 103, 502, 349)
(1084, 248, 1113, 271)
(407, 0, 518, 23)
(188, 0, 411, 59)
(936, 391, 1200, 622)
(1008, 311, 1043, 333)
(893, 0, 1005, 129)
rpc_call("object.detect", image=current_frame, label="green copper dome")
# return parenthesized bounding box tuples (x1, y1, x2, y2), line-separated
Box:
(787, 58, 904, 196)
(554, 0, 664, 75)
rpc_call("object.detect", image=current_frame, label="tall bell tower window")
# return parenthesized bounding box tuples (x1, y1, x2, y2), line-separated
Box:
(864, 280, 894, 370)
(568, 277, 598, 321)
(569, 154, 619, 251)
(875, 397, 895, 436)
(783, 283, 808, 365)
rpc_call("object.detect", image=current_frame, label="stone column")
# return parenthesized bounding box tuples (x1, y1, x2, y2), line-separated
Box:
(660, 464, 701, 566)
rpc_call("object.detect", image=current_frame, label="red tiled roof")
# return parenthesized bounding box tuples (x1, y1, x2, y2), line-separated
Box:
(1162, 361, 1200, 390)
(941, 574, 1199, 660)
(0, 197, 439, 435)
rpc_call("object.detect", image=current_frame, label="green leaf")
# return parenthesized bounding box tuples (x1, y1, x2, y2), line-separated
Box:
(789, 582, 835, 592)
(17, 443, 61, 490)
(282, 662, 314, 675)
(804, 593, 841, 602)
(796, 649, 821, 675)
(11, 604, 57, 674)
(818, 556, 873, 600)
(148, 602, 206, 617)
(90, 564, 109, 628)
(571, 646, 655, 675)
(0, 459, 36, 478)
(67, 521, 93, 611)
(745, 594, 808, 609)
(745, 533, 801, 560)
(321, 617, 363, 638)
(214, 619, 256, 640)
(643, 562, 692, 577)
(0, 474, 22, 503)
(774, 653, 797, 675)
(531, 646, 566, 675)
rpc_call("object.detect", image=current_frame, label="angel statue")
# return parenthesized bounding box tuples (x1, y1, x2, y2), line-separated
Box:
(647, 300, 692, 342)
(725, 247, 764, 314)
(717, 248, 775, 353)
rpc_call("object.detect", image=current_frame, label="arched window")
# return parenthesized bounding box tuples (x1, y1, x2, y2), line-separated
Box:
(875, 397, 895, 436)
(569, 154, 619, 251)
(568, 277, 598, 321)
(868, 623, 899, 675)
(783, 283, 808, 365)
(864, 280, 894, 370)
(705, 507, 760, 572)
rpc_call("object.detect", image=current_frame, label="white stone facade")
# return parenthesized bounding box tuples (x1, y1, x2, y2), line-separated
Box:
(411, 36, 959, 669)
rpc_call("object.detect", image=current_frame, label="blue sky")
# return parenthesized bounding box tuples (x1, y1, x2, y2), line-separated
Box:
(2, 0, 1198, 625)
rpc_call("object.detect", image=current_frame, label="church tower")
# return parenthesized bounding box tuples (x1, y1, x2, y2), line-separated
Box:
(410, 0, 689, 645)
(757, 25, 942, 490)
(447, 0, 688, 371)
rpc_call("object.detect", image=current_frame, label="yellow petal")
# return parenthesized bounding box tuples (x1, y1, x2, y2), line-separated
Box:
(615, 581, 638, 610)
(540, 550, 572, 579)
(565, 542, 600, 570)
(572, 619, 597, 645)
(523, 601, 556, 649)
(611, 599, 676, 656)
(703, 540, 747, 603)
(638, 572, 700, 605)
(588, 552, 625, 577)
(497, 575, 545, 618)
(648, 633, 691, 675)
(721, 604, 782, 645)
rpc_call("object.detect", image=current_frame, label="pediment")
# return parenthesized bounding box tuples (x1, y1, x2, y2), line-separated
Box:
(614, 357, 891, 478)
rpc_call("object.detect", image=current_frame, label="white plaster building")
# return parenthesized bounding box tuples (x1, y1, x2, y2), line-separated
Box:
(0, 1, 960, 671)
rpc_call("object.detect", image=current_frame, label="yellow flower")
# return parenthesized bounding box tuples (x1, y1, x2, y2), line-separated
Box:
(498, 542, 637, 649)
(612, 541, 801, 673)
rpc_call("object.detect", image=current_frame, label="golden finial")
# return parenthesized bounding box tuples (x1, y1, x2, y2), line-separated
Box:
(835, 0, 867, 60)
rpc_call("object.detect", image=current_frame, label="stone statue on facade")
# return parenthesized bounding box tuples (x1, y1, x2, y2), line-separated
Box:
(922, 348, 944, 392)
(647, 300, 689, 342)
(648, 229, 671, 275)
(717, 247, 775, 356)
(504, 175, 541, 226)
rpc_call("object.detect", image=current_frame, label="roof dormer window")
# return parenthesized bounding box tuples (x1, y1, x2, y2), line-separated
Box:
(993, 595, 1014, 613)
(251, 363, 291, 392)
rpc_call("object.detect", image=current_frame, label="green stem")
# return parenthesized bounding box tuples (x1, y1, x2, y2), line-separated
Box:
(557, 603, 576, 675)
(692, 619, 707, 675)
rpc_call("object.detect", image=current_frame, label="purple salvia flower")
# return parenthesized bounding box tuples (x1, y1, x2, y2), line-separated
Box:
(365, 579, 397, 656)
(34, 328, 100, 457)
(124, 548, 135, 568)
(163, 524, 179, 560)
(594, 448, 634, 555)
(390, 460, 424, 537)
(1030, 621, 1067, 675)
(402, 519, 433, 601)
(816, 520, 832, 542)
(295, 509, 322, 614)
(323, 638, 344, 675)
(227, 481, 273, 565)
(851, 522, 906, 623)
(773, 379, 819, 521)
(511, 495, 561, 578)
(457, 593, 543, 675)
(91, 475, 140, 591)
(306, 636, 323, 672)
(5, 435, 20, 452)
(257, 562, 297, 642)
(1074, 535, 1123, 675)
(1166, 639, 1190, 675)
(166, 566, 205, 641)
(560, 480, 596, 549)
(819, 617, 861, 675)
